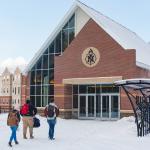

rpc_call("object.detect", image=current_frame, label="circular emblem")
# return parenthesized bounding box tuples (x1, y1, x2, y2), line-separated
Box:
(82, 47, 100, 67)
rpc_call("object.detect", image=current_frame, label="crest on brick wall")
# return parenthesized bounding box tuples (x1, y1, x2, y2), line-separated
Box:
(82, 47, 100, 67)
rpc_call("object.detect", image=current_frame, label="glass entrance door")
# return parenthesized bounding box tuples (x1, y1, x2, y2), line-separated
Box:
(79, 94, 119, 119)
(79, 95, 86, 117)
(102, 95, 109, 118)
(88, 95, 95, 117)
(79, 95, 95, 118)
(101, 94, 119, 119)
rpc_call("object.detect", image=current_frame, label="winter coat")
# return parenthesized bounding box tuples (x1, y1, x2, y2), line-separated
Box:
(21, 103, 37, 117)
(7, 110, 20, 126)
(44, 103, 59, 118)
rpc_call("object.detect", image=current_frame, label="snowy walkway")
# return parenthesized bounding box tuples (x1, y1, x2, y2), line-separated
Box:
(0, 114, 150, 150)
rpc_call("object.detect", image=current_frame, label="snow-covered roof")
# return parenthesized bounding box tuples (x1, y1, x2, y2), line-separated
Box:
(25, 0, 150, 73)
(114, 78, 150, 90)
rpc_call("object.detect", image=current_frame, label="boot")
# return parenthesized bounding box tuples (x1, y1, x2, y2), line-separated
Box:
(8, 142, 12, 147)
(15, 141, 19, 144)
(23, 135, 27, 139)
(30, 135, 34, 139)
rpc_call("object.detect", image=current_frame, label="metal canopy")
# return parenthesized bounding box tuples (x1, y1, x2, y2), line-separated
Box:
(114, 78, 150, 137)
(115, 78, 150, 91)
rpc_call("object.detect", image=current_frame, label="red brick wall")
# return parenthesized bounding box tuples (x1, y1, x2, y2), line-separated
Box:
(21, 74, 30, 106)
(54, 19, 150, 110)
(0, 96, 12, 112)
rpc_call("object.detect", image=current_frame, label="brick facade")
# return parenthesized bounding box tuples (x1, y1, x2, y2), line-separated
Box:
(54, 19, 150, 117)
(0, 96, 12, 113)
(21, 75, 30, 106)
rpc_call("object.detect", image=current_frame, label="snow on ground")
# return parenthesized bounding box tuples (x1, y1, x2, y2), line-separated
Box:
(0, 114, 150, 150)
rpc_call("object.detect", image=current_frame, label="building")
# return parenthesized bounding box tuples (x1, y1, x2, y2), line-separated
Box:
(0, 67, 23, 112)
(12, 67, 22, 110)
(24, 1, 150, 119)
(0, 68, 12, 112)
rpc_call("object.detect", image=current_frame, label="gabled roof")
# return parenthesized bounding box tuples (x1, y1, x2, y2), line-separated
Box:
(2, 67, 11, 76)
(25, 0, 150, 73)
(14, 67, 21, 74)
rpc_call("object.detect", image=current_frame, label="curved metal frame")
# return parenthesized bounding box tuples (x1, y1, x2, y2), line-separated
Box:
(115, 79, 150, 137)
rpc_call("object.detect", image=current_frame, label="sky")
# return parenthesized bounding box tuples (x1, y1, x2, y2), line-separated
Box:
(0, 0, 150, 72)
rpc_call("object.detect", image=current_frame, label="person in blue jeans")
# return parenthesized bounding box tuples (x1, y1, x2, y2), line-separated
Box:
(7, 109, 20, 147)
(44, 99, 59, 140)
(47, 119, 56, 139)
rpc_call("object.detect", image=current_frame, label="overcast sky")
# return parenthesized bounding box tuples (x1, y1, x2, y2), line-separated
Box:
(0, 0, 150, 72)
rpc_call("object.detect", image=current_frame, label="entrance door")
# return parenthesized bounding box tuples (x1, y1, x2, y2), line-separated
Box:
(79, 95, 86, 117)
(79, 94, 119, 119)
(101, 94, 119, 119)
(79, 95, 95, 118)
(88, 95, 95, 117)
(102, 95, 109, 118)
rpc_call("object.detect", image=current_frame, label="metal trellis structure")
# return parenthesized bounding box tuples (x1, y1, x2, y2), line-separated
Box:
(114, 79, 150, 137)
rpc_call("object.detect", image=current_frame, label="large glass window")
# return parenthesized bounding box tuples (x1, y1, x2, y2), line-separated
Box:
(44, 48, 48, 55)
(42, 86, 48, 95)
(30, 96, 35, 106)
(42, 55, 48, 69)
(36, 96, 41, 107)
(49, 69, 54, 84)
(30, 71, 35, 85)
(49, 55, 54, 68)
(36, 85, 41, 95)
(68, 14, 75, 28)
(42, 70, 48, 84)
(69, 28, 74, 44)
(62, 29, 68, 51)
(30, 86, 35, 95)
(55, 32, 61, 54)
(49, 42, 54, 54)
(49, 85, 54, 95)
(30, 14, 75, 107)
(36, 57, 42, 70)
(36, 70, 42, 85)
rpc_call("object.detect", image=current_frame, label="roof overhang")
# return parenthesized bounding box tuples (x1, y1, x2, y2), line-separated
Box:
(24, 0, 150, 74)
(114, 78, 150, 90)
(136, 61, 150, 70)
(63, 76, 122, 85)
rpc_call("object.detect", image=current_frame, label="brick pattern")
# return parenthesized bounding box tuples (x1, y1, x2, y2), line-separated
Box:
(54, 19, 150, 112)
(21, 75, 30, 105)
(0, 96, 12, 112)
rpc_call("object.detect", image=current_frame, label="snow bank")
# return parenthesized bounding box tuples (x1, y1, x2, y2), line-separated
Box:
(0, 114, 150, 150)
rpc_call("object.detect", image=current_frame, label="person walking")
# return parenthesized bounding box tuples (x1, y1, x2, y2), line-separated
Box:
(44, 99, 59, 140)
(20, 99, 37, 139)
(7, 108, 20, 147)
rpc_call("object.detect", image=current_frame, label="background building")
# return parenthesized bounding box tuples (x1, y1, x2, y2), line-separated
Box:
(24, 1, 150, 119)
(12, 67, 22, 110)
(0, 67, 23, 112)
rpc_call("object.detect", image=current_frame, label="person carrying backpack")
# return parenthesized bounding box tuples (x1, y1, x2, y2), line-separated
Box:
(20, 99, 37, 139)
(7, 108, 20, 147)
(44, 99, 59, 140)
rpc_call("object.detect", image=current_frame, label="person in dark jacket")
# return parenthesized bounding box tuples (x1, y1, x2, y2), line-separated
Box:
(7, 108, 20, 147)
(20, 99, 37, 139)
(44, 99, 59, 140)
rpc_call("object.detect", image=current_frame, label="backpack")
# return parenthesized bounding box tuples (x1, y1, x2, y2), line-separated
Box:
(7, 112, 18, 126)
(20, 104, 29, 115)
(33, 117, 40, 128)
(47, 104, 55, 118)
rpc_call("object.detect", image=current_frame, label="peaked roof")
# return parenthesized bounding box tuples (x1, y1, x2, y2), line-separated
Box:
(14, 67, 21, 74)
(25, 0, 150, 73)
(2, 67, 11, 75)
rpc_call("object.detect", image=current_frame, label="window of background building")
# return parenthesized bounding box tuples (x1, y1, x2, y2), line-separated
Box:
(18, 87, 20, 94)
